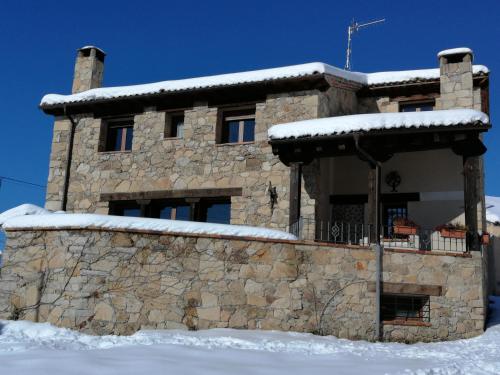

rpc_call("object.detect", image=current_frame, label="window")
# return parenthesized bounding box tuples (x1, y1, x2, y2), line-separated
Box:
(383, 203, 408, 237)
(381, 294, 430, 323)
(110, 197, 231, 224)
(158, 203, 191, 221)
(109, 201, 142, 217)
(219, 108, 255, 144)
(199, 199, 231, 224)
(102, 117, 134, 152)
(400, 101, 434, 112)
(165, 112, 185, 138)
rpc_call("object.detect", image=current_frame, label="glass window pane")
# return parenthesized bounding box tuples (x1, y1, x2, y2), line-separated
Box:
(159, 206, 173, 220)
(176, 123, 184, 138)
(205, 202, 231, 224)
(227, 121, 240, 143)
(124, 127, 133, 150)
(175, 205, 191, 221)
(123, 208, 141, 217)
(401, 104, 417, 112)
(243, 120, 255, 142)
(419, 105, 433, 111)
(106, 127, 121, 151)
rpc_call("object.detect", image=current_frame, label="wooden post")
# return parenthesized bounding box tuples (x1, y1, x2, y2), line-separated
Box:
(137, 199, 151, 217)
(463, 156, 480, 251)
(185, 198, 200, 221)
(289, 163, 302, 234)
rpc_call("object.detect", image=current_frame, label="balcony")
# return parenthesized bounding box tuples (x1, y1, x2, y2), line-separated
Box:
(290, 218, 470, 253)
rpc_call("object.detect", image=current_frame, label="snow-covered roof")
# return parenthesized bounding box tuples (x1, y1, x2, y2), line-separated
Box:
(0, 205, 296, 241)
(268, 109, 489, 140)
(79, 45, 106, 55)
(486, 196, 500, 224)
(39, 62, 489, 107)
(438, 47, 473, 58)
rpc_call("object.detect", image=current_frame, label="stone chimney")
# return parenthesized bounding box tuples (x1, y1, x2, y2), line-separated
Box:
(71, 46, 105, 94)
(437, 47, 474, 110)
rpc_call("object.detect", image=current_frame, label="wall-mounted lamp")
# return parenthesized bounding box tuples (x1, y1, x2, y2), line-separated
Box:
(385, 171, 401, 192)
(268, 182, 278, 210)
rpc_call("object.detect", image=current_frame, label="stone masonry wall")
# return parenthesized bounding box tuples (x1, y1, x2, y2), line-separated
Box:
(0, 228, 486, 343)
(45, 89, 349, 231)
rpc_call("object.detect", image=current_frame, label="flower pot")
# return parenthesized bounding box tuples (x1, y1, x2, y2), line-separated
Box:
(394, 225, 418, 235)
(439, 228, 466, 239)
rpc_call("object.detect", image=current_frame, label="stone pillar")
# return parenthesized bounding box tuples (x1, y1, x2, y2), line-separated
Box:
(72, 46, 105, 93)
(438, 48, 474, 110)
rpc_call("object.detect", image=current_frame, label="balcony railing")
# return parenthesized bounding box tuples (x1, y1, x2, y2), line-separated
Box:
(290, 218, 469, 253)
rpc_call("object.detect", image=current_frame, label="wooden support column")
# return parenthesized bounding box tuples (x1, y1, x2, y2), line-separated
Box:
(136, 199, 151, 217)
(463, 156, 480, 251)
(367, 165, 381, 244)
(289, 162, 302, 234)
(185, 198, 200, 221)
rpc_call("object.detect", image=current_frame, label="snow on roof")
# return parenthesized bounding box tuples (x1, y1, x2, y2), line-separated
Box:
(486, 196, 500, 224)
(79, 45, 106, 55)
(39, 63, 489, 107)
(0, 205, 296, 241)
(268, 109, 489, 140)
(438, 47, 473, 58)
(366, 65, 487, 85)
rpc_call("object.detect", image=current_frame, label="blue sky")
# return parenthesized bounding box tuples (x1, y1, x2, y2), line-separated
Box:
(0, 0, 499, 215)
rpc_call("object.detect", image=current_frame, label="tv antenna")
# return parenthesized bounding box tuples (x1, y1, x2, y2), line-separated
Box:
(345, 18, 385, 70)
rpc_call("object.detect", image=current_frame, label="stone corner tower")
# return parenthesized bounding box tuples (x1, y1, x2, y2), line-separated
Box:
(71, 46, 106, 94)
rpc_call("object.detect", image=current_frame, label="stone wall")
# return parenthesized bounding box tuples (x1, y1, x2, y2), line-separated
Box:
(45, 88, 354, 231)
(0, 228, 486, 342)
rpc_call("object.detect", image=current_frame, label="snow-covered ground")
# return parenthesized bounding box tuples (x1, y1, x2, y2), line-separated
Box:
(0, 297, 499, 375)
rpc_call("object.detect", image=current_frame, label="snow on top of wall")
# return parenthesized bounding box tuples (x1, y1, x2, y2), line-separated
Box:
(437, 47, 473, 58)
(0, 205, 296, 241)
(0, 204, 51, 226)
(268, 109, 489, 140)
(39, 62, 489, 107)
(486, 196, 500, 224)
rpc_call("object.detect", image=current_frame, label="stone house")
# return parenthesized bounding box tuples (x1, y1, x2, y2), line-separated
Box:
(0, 45, 492, 342)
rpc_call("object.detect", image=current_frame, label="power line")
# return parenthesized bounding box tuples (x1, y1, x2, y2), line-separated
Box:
(0, 175, 46, 189)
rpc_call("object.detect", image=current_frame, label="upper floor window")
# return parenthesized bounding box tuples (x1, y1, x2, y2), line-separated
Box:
(165, 112, 185, 138)
(399, 101, 434, 112)
(218, 108, 255, 144)
(102, 117, 134, 152)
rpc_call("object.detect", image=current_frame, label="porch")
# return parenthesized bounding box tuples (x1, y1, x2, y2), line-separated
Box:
(269, 110, 491, 253)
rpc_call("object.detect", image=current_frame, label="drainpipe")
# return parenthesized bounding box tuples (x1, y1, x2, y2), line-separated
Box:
(62, 105, 77, 212)
(353, 134, 382, 341)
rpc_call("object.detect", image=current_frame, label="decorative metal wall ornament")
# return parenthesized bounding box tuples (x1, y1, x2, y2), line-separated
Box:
(267, 182, 278, 210)
(385, 171, 402, 192)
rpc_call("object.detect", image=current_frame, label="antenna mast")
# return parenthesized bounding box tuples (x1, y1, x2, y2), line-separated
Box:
(345, 18, 385, 70)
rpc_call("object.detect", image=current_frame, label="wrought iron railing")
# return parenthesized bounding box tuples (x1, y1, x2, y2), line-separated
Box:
(290, 218, 469, 253)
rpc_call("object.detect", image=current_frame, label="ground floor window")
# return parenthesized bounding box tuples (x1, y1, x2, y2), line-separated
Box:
(381, 294, 430, 323)
(109, 197, 231, 224)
